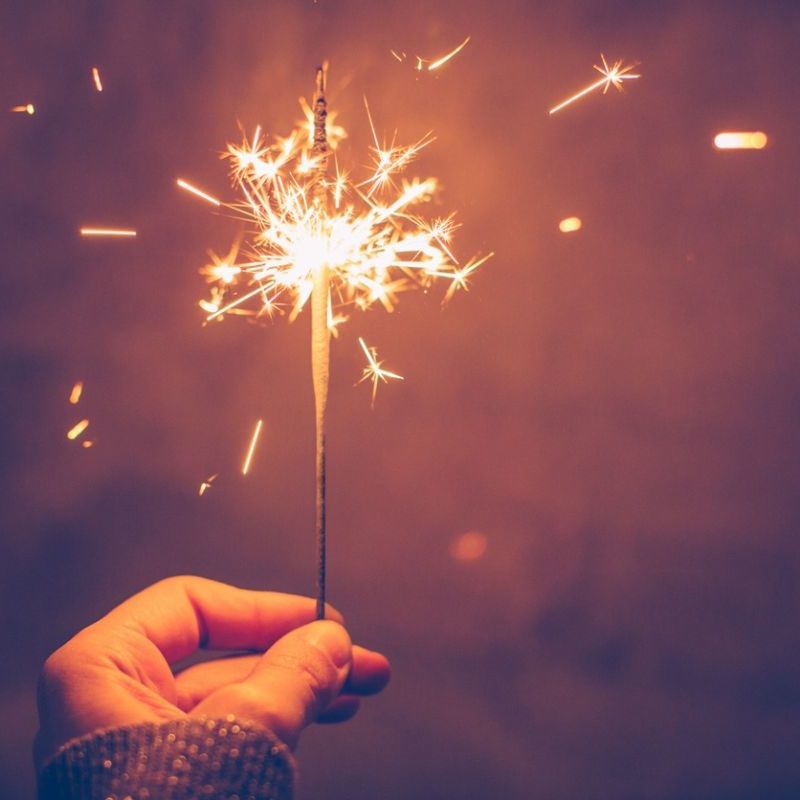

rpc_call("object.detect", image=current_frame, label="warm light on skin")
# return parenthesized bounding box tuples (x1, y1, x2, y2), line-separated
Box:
(92, 67, 103, 92)
(80, 227, 137, 237)
(713, 131, 768, 150)
(69, 381, 84, 405)
(10, 103, 35, 114)
(559, 216, 583, 233)
(177, 178, 221, 206)
(549, 54, 640, 115)
(241, 419, 264, 475)
(67, 419, 90, 440)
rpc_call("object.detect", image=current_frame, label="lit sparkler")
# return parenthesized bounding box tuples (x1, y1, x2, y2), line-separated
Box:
(358, 337, 404, 406)
(197, 66, 490, 618)
(177, 178, 221, 206)
(92, 67, 103, 92)
(241, 419, 264, 475)
(549, 54, 640, 115)
(80, 227, 137, 237)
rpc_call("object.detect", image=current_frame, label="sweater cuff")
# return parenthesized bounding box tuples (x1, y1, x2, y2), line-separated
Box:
(38, 716, 295, 800)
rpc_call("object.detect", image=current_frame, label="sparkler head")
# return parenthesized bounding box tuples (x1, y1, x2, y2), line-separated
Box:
(201, 91, 490, 328)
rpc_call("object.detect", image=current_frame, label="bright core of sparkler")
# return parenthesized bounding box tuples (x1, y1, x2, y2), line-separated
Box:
(549, 54, 640, 115)
(358, 337, 403, 406)
(201, 98, 492, 337)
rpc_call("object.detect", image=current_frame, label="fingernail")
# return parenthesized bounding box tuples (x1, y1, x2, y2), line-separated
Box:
(306, 620, 352, 669)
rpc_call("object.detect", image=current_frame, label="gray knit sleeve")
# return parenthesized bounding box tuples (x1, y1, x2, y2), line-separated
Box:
(38, 716, 295, 800)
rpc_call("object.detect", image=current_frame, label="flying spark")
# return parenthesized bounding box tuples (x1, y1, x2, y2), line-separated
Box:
(80, 227, 137, 237)
(69, 381, 84, 404)
(713, 131, 768, 150)
(10, 103, 35, 114)
(177, 178, 221, 206)
(92, 67, 103, 92)
(241, 419, 264, 475)
(549, 54, 640, 115)
(67, 419, 90, 440)
(559, 216, 582, 233)
(82, 440, 94, 449)
(391, 36, 471, 72)
(198, 473, 219, 495)
(358, 337, 404, 406)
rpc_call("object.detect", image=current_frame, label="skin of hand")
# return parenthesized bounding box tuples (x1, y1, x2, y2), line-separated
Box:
(35, 576, 391, 768)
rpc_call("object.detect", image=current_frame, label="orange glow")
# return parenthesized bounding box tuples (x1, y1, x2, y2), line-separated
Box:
(559, 216, 583, 233)
(450, 530, 488, 562)
(241, 419, 264, 475)
(66, 419, 90, 440)
(177, 178, 221, 206)
(10, 103, 35, 114)
(713, 131, 768, 150)
(80, 227, 137, 237)
(549, 54, 639, 115)
(92, 67, 103, 92)
(81, 440, 94, 449)
(69, 381, 84, 405)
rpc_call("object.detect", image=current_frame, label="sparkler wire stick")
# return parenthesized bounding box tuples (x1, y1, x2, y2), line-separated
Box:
(311, 66, 331, 620)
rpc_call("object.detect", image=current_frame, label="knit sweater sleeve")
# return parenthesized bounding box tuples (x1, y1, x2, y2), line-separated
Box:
(37, 716, 295, 800)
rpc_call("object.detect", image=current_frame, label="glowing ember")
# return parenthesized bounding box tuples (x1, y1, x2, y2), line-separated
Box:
(450, 530, 488, 562)
(713, 131, 768, 150)
(81, 440, 94, 449)
(10, 103, 35, 115)
(69, 381, 84, 405)
(80, 227, 137, 238)
(241, 419, 264, 475)
(67, 419, 90, 440)
(92, 67, 103, 92)
(198, 473, 219, 496)
(559, 216, 582, 233)
(358, 337, 404, 406)
(549, 54, 640, 115)
(177, 178, 221, 206)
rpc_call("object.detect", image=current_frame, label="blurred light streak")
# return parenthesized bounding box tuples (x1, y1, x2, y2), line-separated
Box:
(450, 530, 488, 561)
(713, 131, 768, 150)
(92, 67, 103, 92)
(358, 337, 403, 406)
(198, 473, 218, 496)
(67, 419, 90, 440)
(427, 36, 471, 71)
(10, 103, 35, 114)
(177, 178, 221, 206)
(549, 54, 639, 115)
(80, 227, 137, 237)
(391, 36, 471, 72)
(69, 381, 84, 405)
(559, 216, 582, 233)
(241, 419, 264, 475)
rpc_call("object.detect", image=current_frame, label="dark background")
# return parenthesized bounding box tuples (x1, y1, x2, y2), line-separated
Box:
(3, 1, 800, 797)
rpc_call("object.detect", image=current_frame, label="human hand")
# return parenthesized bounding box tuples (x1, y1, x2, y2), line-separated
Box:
(35, 576, 390, 767)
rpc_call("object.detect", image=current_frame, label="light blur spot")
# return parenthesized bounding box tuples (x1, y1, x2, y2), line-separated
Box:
(81, 440, 94, 449)
(559, 216, 582, 233)
(10, 103, 35, 114)
(450, 530, 488, 562)
(713, 131, 768, 150)
(92, 66, 103, 92)
(68, 380, 84, 405)
(66, 419, 90, 440)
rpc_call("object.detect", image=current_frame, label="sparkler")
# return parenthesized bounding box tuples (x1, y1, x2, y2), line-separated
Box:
(358, 337, 404, 406)
(549, 54, 639, 115)
(390, 35, 471, 72)
(198, 66, 490, 618)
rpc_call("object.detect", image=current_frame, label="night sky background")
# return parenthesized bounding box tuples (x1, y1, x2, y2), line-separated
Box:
(3, 1, 800, 798)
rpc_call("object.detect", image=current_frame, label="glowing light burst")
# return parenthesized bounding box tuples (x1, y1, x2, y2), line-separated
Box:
(358, 337, 404, 406)
(202, 97, 490, 334)
(549, 54, 640, 115)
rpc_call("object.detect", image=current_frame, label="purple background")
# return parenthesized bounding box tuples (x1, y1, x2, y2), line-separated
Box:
(2, 1, 800, 797)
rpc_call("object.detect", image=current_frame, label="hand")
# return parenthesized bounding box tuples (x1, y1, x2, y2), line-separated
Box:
(35, 576, 391, 767)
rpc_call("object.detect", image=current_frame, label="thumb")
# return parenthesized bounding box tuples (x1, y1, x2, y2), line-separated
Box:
(191, 620, 352, 749)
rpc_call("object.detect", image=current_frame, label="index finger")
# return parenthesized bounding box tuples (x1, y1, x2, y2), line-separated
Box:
(100, 575, 344, 663)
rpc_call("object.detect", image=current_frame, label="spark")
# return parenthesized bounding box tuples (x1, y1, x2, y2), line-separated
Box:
(67, 419, 90, 440)
(198, 473, 218, 495)
(358, 337, 403, 406)
(426, 36, 471, 71)
(559, 216, 582, 233)
(391, 36, 471, 72)
(241, 419, 264, 475)
(549, 54, 640, 115)
(92, 67, 103, 92)
(199, 95, 490, 327)
(10, 103, 35, 114)
(177, 178, 221, 206)
(69, 381, 84, 404)
(81, 440, 94, 449)
(80, 227, 137, 237)
(713, 131, 768, 150)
